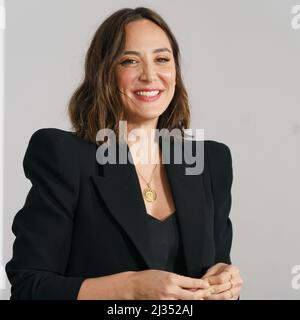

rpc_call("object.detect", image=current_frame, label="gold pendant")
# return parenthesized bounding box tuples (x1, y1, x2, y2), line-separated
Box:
(143, 187, 157, 202)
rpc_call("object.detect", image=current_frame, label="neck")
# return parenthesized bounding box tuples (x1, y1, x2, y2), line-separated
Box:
(125, 119, 161, 165)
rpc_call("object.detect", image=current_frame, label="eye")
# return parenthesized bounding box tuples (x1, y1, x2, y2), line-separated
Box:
(120, 59, 138, 66)
(156, 57, 170, 63)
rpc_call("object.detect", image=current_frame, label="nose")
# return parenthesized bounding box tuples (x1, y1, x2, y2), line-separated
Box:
(139, 62, 158, 83)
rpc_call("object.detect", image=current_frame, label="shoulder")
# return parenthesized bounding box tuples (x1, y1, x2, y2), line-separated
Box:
(204, 140, 233, 191)
(185, 139, 231, 160)
(26, 128, 96, 161)
(24, 128, 96, 175)
(27, 128, 93, 150)
(204, 140, 232, 162)
(186, 139, 232, 167)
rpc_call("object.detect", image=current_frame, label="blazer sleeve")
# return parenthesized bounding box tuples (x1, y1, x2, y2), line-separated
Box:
(206, 141, 233, 265)
(5, 129, 86, 300)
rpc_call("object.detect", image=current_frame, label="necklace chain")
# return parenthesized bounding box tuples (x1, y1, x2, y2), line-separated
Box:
(135, 153, 160, 202)
(135, 163, 157, 188)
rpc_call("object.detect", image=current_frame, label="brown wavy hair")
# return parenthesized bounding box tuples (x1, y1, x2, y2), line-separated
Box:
(68, 7, 190, 145)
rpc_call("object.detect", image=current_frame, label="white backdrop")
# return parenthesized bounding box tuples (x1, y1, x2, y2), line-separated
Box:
(1, 0, 300, 300)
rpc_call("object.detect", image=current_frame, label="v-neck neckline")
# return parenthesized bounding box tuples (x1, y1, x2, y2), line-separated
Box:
(146, 211, 176, 222)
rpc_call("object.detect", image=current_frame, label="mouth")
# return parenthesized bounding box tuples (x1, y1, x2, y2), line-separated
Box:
(133, 89, 164, 102)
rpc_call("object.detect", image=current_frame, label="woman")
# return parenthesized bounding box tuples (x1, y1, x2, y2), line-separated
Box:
(6, 7, 243, 300)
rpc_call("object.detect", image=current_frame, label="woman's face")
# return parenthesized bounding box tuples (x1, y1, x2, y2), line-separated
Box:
(115, 19, 176, 124)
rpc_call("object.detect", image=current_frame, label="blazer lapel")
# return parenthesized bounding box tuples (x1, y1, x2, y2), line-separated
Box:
(91, 142, 155, 268)
(91, 139, 212, 277)
(164, 141, 213, 277)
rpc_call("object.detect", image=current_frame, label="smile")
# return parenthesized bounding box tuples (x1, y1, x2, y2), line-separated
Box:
(133, 89, 163, 102)
(135, 90, 160, 96)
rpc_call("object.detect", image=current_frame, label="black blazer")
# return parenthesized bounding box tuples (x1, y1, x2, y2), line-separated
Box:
(6, 128, 233, 300)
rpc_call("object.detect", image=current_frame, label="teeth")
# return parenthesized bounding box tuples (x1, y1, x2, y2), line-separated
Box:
(135, 90, 160, 97)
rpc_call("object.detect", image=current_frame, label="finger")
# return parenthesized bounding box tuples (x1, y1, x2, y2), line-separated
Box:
(215, 276, 242, 294)
(204, 264, 240, 284)
(214, 273, 243, 293)
(195, 288, 212, 300)
(161, 296, 178, 300)
(202, 263, 228, 278)
(228, 286, 242, 300)
(174, 287, 211, 300)
(206, 285, 241, 300)
(229, 274, 243, 288)
(175, 274, 210, 289)
(204, 289, 232, 300)
(206, 271, 232, 285)
(224, 265, 240, 277)
(210, 281, 232, 294)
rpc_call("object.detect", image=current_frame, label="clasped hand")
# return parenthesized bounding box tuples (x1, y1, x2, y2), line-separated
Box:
(194, 263, 243, 300)
(129, 263, 242, 300)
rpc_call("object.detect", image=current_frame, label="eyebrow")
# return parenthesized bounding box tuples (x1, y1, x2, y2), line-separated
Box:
(122, 48, 172, 56)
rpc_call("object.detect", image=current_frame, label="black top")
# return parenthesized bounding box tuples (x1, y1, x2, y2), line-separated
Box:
(146, 211, 187, 275)
(5, 128, 233, 300)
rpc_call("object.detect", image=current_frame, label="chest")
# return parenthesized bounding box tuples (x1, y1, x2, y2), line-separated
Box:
(135, 163, 176, 221)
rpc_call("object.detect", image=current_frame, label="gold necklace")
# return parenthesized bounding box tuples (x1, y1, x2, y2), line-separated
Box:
(135, 163, 158, 202)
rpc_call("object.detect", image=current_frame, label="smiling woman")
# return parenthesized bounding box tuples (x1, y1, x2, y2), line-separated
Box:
(68, 7, 190, 145)
(116, 19, 176, 123)
(5, 7, 242, 300)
